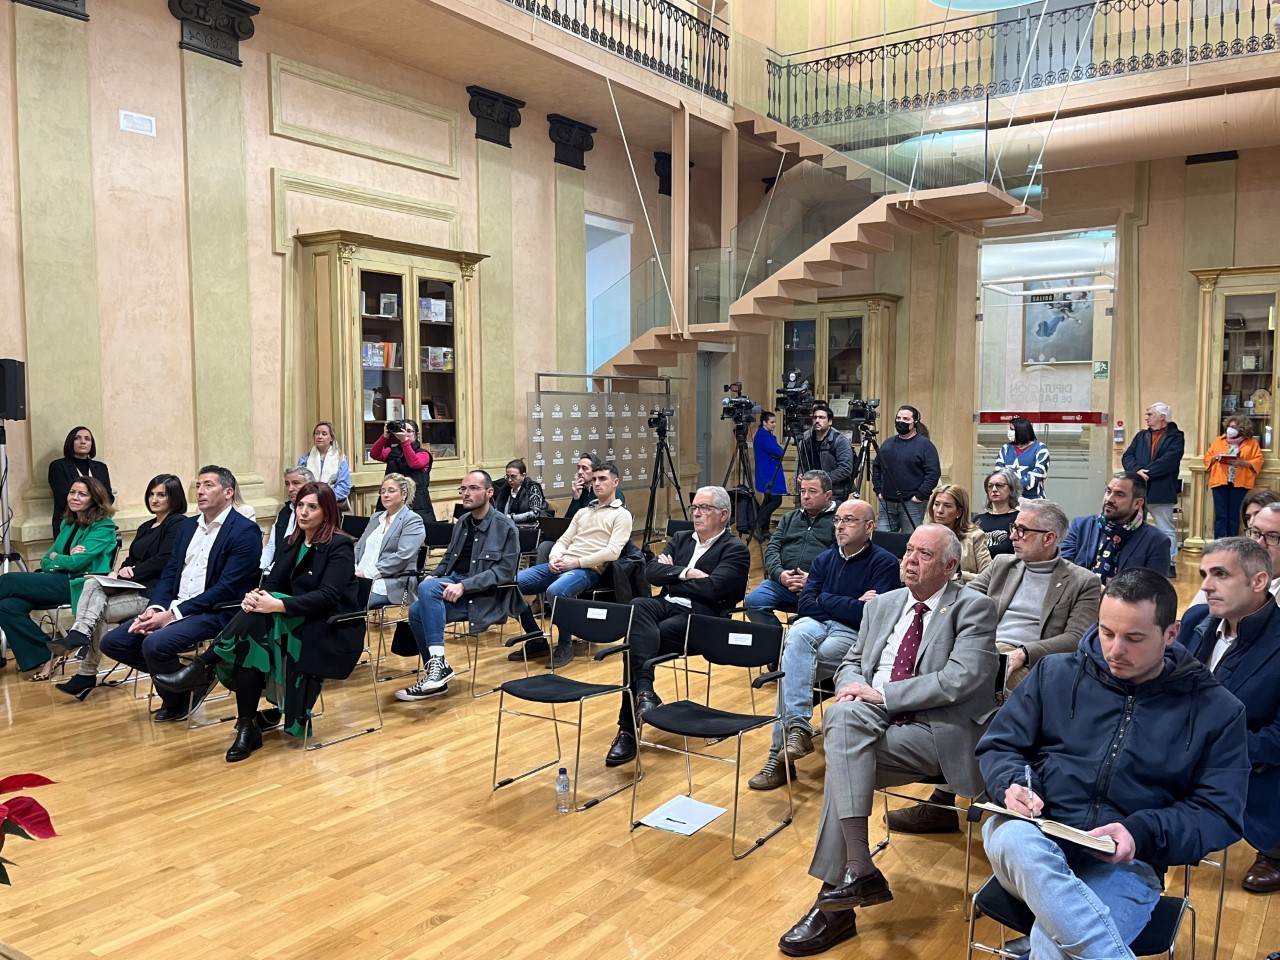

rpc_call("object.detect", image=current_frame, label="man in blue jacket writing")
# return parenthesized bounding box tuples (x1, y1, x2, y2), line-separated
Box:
(976, 567, 1249, 960)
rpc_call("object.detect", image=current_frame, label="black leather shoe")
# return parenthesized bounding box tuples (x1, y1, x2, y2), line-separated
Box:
(226, 718, 263, 762)
(778, 903, 858, 957)
(255, 708, 283, 731)
(507, 635, 549, 661)
(154, 658, 210, 694)
(634, 690, 663, 724)
(605, 729, 637, 766)
(153, 704, 190, 723)
(816, 868, 893, 911)
(55, 673, 97, 701)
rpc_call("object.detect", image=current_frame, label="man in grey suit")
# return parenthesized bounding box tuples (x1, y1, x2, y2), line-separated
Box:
(778, 523, 1000, 958)
(889, 499, 1101, 835)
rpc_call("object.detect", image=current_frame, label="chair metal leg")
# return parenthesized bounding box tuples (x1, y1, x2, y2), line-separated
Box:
(872, 790, 891, 857)
(731, 732, 793, 860)
(304, 651, 384, 750)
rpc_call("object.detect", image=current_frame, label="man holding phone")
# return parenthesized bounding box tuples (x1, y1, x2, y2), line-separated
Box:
(975, 568, 1248, 959)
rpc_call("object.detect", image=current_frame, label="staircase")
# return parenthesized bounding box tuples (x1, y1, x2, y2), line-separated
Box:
(593, 106, 1038, 378)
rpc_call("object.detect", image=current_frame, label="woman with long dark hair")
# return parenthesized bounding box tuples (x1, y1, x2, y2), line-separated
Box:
(53, 474, 187, 701)
(995, 416, 1051, 500)
(0, 477, 117, 677)
(155, 482, 361, 762)
(370, 419, 433, 514)
(47, 426, 114, 537)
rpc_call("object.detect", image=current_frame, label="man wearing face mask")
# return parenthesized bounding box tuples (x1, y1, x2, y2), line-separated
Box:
(872, 405, 941, 533)
(800, 404, 855, 501)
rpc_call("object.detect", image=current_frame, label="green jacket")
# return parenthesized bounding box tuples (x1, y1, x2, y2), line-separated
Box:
(42, 517, 118, 611)
(764, 501, 837, 584)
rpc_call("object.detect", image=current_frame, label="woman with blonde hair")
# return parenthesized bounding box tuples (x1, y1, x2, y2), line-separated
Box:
(354, 473, 426, 608)
(297, 420, 351, 505)
(925, 484, 991, 582)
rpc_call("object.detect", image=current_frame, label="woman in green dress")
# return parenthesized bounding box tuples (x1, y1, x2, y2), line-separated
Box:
(0, 476, 116, 677)
(155, 482, 362, 762)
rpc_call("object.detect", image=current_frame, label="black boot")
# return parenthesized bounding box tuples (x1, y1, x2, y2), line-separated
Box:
(154, 658, 210, 694)
(225, 718, 263, 763)
(55, 673, 97, 701)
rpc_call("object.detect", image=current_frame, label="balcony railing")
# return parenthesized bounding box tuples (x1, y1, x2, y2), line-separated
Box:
(503, 0, 730, 102)
(768, 0, 1279, 127)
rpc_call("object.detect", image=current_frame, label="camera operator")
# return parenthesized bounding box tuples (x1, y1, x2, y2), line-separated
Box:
(871, 404, 940, 532)
(371, 419, 433, 514)
(753, 411, 787, 540)
(800, 403, 854, 502)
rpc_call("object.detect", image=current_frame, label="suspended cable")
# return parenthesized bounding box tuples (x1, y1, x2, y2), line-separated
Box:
(737, 149, 788, 300)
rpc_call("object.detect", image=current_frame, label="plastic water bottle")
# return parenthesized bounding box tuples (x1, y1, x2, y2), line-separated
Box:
(555, 767, 571, 814)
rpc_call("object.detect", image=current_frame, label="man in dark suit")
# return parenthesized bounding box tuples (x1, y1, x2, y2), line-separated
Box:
(101, 465, 262, 721)
(1180, 537, 1280, 893)
(890, 499, 1101, 833)
(1061, 472, 1169, 583)
(603, 485, 750, 766)
(777, 523, 999, 958)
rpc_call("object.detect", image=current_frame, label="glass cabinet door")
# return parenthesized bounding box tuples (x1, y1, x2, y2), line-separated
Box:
(415, 275, 458, 459)
(827, 315, 863, 401)
(358, 269, 408, 466)
(782, 319, 817, 389)
(1221, 293, 1277, 452)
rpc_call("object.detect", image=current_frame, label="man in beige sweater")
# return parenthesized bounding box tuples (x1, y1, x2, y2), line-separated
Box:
(511, 462, 634, 666)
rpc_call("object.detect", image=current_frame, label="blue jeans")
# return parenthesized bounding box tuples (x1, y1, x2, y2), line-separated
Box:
(877, 498, 924, 533)
(1211, 485, 1246, 539)
(516, 564, 600, 603)
(744, 578, 799, 626)
(770, 617, 859, 754)
(983, 816, 1162, 960)
(407, 576, 468, 659)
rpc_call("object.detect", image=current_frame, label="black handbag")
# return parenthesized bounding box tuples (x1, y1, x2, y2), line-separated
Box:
(390, 621, 419, 658)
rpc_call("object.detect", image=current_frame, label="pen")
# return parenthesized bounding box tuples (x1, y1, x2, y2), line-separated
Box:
(1024, 763, 1034, 801)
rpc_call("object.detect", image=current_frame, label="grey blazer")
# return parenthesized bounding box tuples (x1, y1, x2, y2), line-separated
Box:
(836, 581, 999, 798)
(965, 554, 1102, 687)
(354, 508, 427, 604)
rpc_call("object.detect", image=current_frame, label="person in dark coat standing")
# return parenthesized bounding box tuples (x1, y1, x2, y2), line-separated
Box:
(1179, 537, 1280, 894)
(47, 425, 113, 537)
(871, 404, 940, 533)
(1121, 401, 1185, 576)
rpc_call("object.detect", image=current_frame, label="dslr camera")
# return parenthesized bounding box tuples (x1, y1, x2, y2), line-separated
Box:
(385, 419, 408, 435)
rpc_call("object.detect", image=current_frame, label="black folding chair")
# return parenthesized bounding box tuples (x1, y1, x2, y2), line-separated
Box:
(306, 577, 383, 750)
(630, 614, 793, 859)
(871, 529, 910, 559)
(340, 514, 369, 540)
(493, 597, 637, 810)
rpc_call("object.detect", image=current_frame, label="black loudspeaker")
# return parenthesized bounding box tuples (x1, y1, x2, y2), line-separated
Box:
(0, 359, 27, 421)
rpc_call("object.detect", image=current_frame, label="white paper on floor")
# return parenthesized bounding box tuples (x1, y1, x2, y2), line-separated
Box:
(639, 795, 726, 836)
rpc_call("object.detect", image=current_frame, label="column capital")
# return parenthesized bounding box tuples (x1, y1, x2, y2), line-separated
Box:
(12, 0, 88, 20)
(467, 86, 525, 148)
(547, 114, 596, 170)
(167, 0, 260, 67)
(654, 151, 694, 198)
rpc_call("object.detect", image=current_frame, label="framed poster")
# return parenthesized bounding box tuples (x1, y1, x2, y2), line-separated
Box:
(1023, 279, 1095, 365)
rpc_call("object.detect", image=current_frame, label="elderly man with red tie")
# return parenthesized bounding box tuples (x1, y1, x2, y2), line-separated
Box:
(776, 522, 1000, 957)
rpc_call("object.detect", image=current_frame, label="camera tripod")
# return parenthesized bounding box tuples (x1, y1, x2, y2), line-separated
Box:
(722, 420, 756, 537)
(640, 415, 687, 555)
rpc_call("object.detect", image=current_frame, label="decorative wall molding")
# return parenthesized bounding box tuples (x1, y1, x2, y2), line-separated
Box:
(271, 169, 461, 254)
(546, 114, 596, 170)
(167, 0, 259, 66)
(12, 0, 88, 21)
(270, 56, 459, 179)
(466, 85, 524, 148)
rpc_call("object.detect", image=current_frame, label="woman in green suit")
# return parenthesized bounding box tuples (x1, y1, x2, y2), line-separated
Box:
(0, 476, 117, 677)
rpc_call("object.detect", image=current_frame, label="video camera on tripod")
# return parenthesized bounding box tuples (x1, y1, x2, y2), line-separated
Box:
(646, 407, 674, 433)
(847, 398, 881, 438)
(775, 371, 814, 442)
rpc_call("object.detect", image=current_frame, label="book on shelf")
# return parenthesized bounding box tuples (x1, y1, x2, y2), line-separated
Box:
(362, 341, 402, 369)
(379, 293, 400, 317)
(971, 802, 1117, 854)
(386, 397, 404, 421)
(363, 388, 375, 419)
(426, 346, 447, 372)
(419, 298, 451, 323)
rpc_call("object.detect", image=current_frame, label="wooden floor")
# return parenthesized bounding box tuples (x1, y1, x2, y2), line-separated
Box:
(1, 548, 1277, 960)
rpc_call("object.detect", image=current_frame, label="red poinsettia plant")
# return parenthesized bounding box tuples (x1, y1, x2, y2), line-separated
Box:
(0, 774, 57, 885)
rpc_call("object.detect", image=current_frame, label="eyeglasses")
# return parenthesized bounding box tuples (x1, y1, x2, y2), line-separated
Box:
(690, 504, 721, 514)
(1010, 523, 1051, 538)
(986, 482, 1010, 490)
(458, 484, 486, 494)
(1247, 526, 1280, 547)
(834, 516, 870, 526)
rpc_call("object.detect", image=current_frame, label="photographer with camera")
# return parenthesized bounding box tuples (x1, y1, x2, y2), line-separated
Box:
(753, 412, 787, 541)
(801, 403, 854, 502)
(872, 405, 940, 532)
(371, 418, 433, 514)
